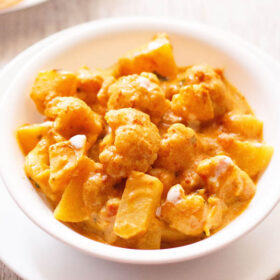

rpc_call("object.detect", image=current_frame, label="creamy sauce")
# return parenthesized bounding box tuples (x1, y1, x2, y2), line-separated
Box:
(18, 33, 272, 250)
(166, 185, 184, 204)
(40, 121, 53, 127)
(208, 156, 233, 188)
(156, 207, 161, 217)
(137, 76, 155, 91)
(70, 134, 86, 149)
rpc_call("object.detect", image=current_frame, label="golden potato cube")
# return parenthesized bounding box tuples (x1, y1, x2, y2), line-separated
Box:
(196, 155, 256, 205)
(219, 136, 273, 177)
(49, 135, 87, 192)
(114, 171, 163, 239)
(136, 218, 161, 249)
(117, 33, 177, 78)
(54, 157, 94, 222)
(17, 121, 53, 155)
(161, 185, 207, 236)
(171, 84, 214, 122)
(54, 177, 88, 222)
(30, 70, 77, 113)
(149, 168, 176, 197)
(76, 66, 103, 105)
(24, 137, 58, 202)
(160, 222, 188, 242)
(204, 196, 226, 236)
(223, 112, 263, 139)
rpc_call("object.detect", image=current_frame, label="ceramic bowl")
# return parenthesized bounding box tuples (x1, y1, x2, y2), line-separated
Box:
(0, 17, 279, 264)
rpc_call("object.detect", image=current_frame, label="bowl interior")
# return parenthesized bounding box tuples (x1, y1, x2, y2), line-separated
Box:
(0, 19, 279, 264)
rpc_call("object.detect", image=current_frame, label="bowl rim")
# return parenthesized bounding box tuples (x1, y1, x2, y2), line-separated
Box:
(0, 17, 280, 264)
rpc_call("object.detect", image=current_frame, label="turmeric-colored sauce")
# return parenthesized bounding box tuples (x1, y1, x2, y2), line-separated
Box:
(17, 33, 273, 249)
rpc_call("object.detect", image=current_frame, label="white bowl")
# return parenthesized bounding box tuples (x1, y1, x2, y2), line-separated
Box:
(0, 0, 47, 15)
(0, 18, 279, 264)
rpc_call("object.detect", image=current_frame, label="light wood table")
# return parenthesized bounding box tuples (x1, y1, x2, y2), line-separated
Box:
(0, 0, 280, 279)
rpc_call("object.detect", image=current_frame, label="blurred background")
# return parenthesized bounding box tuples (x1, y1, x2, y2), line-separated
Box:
(0, 0, 280, 279)
(1, 0, 280, 69)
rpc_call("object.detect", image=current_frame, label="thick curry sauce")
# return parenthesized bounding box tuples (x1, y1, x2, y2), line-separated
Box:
(17, 33, 273, 249)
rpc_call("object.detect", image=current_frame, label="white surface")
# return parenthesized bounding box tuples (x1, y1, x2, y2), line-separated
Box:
(1, 182, 278, 280)
(0, 18, 279, 279)
(0, 0, 46, 15)
(1, 18, 280, 265)
(1, 1, 280, 278)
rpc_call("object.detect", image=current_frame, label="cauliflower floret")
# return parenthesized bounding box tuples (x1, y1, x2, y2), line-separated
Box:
(97, 76, 116, 106)
(107, 73, 168, 122)
(99, 108, 161, 178)
(45, 97, 103, 144)
(171, 84, 214, 122)
(161, 184, 207, 236)
(82, 162, 118, 212)
(179, 169, 203, 194)
(183, 65, 230, 116)
(149, 168, 177, 197)
(155, 123, 199, 172)
(196, 155, 256, 205)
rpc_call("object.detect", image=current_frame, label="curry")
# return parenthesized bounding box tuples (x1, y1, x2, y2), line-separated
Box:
(17, 33, 273, 249)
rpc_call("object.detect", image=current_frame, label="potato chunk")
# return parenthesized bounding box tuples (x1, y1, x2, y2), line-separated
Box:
(182, 65, 229, 116)
(117, 33, 177, 78)
(49, 135, 87, 192)
(155, 124, 199, 172)
(30, 70, 77, 113)
(160, 222, 188, 242)
(24, 137, 58, 202)
(17, 121, 53, 155)
(218, 134, 273, 177)
(54, 157, 94, 222)
(45, 97, 102, 144)
(136, 218, 161, 249)
(99, 108, 161, 178)
(179, 169, 203, 194)
(108, 73, 168, 121)
(222, 112, 263, 139)
(171, 84, 214, 122)
(161, 184, 207, 236)
(114, 171, 163, 239)
(196, 155, 256, 204)
(75, 66, 103, 106)
(149, 168, 176, 197)
(204, 196, 226, 236)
